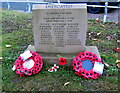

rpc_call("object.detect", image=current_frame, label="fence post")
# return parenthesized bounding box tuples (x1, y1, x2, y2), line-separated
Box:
(27, 3, 31, 12)
(103, 2, 108, 22)
(7, 2, 10, 10)
(27, 0, 31, 13)
(57, 0, 60, 4)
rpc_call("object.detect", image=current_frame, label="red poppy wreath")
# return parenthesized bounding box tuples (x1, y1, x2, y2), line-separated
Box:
(72, 51, 103, 79)
(13, 51, 43, 77)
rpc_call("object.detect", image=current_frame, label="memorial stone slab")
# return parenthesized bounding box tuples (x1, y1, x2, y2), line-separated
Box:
(32, 4, 87, 53)
(27, 45, 101, 66)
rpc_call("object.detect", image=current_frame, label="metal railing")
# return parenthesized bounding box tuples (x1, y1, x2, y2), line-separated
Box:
(1, 0, 120, 22)
(87, 2, 119, 22)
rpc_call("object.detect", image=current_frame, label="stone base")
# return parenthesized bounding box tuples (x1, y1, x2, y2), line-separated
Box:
(27, 45, 101, 66)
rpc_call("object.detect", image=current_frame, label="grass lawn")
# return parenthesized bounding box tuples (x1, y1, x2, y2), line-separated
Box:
(1, 9, 119, 92)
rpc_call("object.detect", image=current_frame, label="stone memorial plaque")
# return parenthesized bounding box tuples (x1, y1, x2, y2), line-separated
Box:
(32, 4, 87, 53)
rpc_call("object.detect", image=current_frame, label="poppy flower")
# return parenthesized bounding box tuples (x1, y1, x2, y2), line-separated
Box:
(48, 68, 54, 72)
(59, 58, 67, 65)
(48, 64, 59, 72)
(52, 64, 59, 71)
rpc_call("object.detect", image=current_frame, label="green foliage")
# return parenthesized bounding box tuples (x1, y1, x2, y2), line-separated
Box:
(2, 9, 119, 92)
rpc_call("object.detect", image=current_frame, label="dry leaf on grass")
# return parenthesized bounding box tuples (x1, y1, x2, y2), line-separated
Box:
(100, 24, 105, 27)
(95, 18, 101, 23)
(103, 62, 110, 68)
(63, 82, 70, 87)
(6, 45, 11, 47)
(116, 60, 120, 69)
(0, 57, 3, 60)
(97, 39, 102, 42)
(113, 48, 120, 53)
(106, 36, 112, 40)
(92, 39, 98, 41)
(116, 63, 120, 68)
(114, 54, 118, 58)
(92, 39, 102, 42)
(117, 40, 120, 43)
(97, 32, 101, 35)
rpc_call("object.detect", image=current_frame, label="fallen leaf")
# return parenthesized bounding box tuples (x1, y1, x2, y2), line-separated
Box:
(106, 36, 112, 40)
(105, 74, 110, 77)
(116, 60, 120, 68)
(103, 62, 110, 68)
(100, 24, 105, 27)
(6, 45, 11, 48)
(113, 48, 120, 53)
(0, 57, 3, 60)
(115, 22, 118, 25)
(63, 82, 70, 87)
(88, 33, 91, 36)
(92, 39, 98, 41)
(97, 32, 101, 35)
(114, 54, 118, 58)
(96, 18, 99, 20)
(116, 60, 120, 64)
(117, 63, 120, 68)
(92, 39, 102, 42)
(97, 39, 102, 42)
(18, 51, 21, 54)
(117, 40, 120, 43)
(95, 18, 101, 23)
(12, 65, 16, 71)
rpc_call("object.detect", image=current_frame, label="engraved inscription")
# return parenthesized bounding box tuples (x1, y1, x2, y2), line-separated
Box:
(38, 11, 82, 47)
(39, 23, 54, 45)
(45, 5, 73, 9)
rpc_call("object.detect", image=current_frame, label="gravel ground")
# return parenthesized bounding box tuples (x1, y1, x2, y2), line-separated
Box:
(88, 9, 119, 23)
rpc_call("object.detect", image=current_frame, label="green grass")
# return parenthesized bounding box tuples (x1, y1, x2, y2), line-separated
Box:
(1, 9, 119, 92)
(0, 8, 2, 93)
